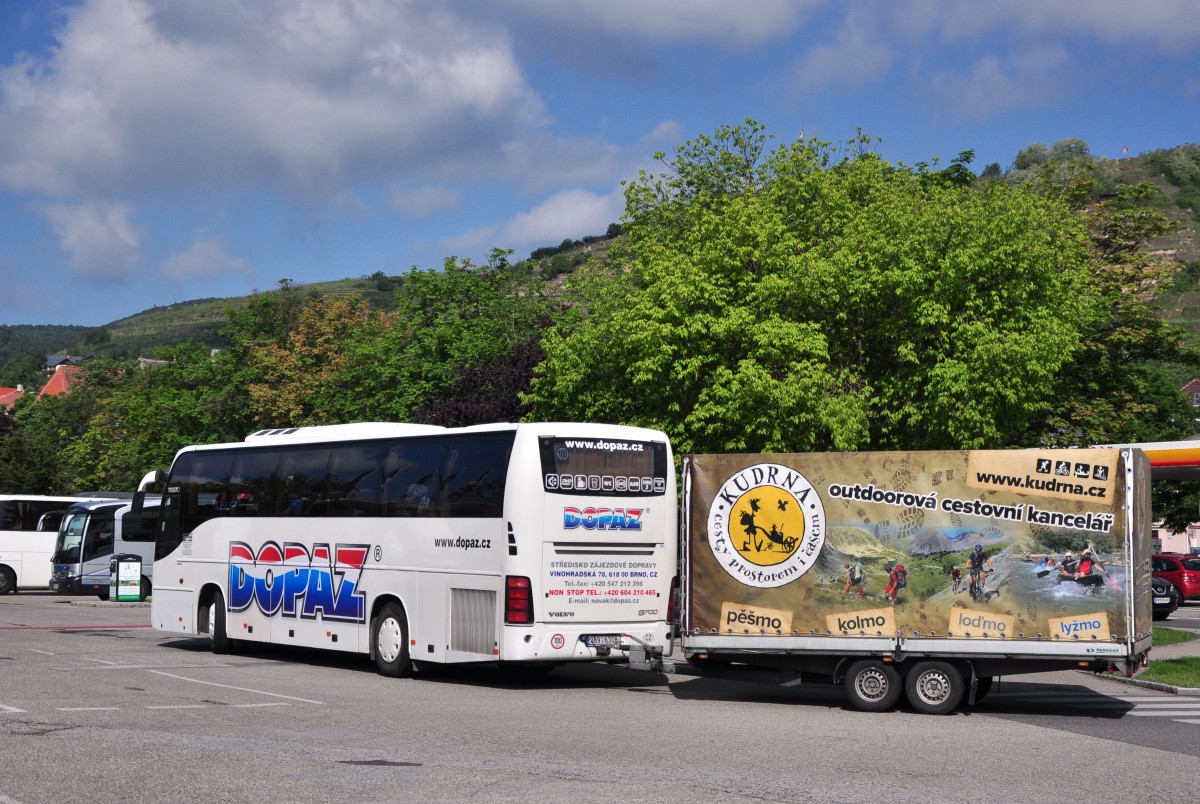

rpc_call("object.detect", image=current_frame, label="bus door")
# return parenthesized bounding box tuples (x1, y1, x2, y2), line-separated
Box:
(78, 510, 117, 596)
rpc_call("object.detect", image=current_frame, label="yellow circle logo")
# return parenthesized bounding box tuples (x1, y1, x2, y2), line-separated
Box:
(707, 463, 825, 588)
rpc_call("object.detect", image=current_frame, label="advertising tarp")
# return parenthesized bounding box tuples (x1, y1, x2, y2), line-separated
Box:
(686, 449, 1145, 643)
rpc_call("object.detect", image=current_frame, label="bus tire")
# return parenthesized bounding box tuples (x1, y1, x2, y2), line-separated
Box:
(139, 577, 150, 601)
(844, 660, 902, 712)
(0, 566, 15, 595)
(210, 589, 232, 655)
(373, 602, 413, 678)
(97, 588, 110, 601)
(905, 660, 963, 715)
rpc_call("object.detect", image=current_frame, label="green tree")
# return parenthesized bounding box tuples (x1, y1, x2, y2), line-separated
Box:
(68, 344, 253, 490)
(525, 121, 1098, 454)
(0, 353, 45, 390)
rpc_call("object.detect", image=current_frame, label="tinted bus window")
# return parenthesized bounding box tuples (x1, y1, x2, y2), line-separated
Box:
(382, 439, 445, 517)
(325, 443, 385, 516)
(538, 437, 669, 496)
(276, 447, 329, 516)
(440, 433, 514, 517)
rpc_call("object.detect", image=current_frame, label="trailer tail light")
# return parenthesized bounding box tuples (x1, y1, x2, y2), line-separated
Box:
(667, 575, 680, 633)
(505, 575, 533, 624)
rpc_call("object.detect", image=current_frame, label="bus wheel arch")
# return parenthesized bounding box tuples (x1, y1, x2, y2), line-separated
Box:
(0, 565, 17, 595)
(371, 598, 413, 678)
(199, 584, 232, 654)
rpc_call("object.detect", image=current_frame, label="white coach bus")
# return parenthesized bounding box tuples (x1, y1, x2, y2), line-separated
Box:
(0, 494, 122, 594)
(148, 422, 677, 676)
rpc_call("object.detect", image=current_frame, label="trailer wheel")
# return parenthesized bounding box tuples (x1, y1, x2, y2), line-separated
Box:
(373, 602, 413, 678)
(844, 660, 902, 712)
(905, 660, 963, 715)
(209, 589, 231, 654)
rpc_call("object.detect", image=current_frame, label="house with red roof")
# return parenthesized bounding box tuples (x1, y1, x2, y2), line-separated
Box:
(0, 384, 24, 409)
(36, 364, 82, 399)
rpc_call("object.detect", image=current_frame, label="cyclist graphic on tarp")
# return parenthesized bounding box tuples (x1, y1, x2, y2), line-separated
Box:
(966, 544, 995, 601)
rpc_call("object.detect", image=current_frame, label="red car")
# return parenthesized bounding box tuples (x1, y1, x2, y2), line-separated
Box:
(1152, 553, 1200, 602)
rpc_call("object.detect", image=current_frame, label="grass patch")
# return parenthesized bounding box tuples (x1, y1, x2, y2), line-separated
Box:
(1153, 626, 1198, 647)
(1138, 657, 1200, 688)
(1137, 628, 1200, 687)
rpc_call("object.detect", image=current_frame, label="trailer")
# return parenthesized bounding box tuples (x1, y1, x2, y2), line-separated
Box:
(675, 447, 1152, 714)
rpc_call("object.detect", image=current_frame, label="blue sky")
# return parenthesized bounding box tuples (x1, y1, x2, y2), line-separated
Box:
(1, 0, 1197, 328)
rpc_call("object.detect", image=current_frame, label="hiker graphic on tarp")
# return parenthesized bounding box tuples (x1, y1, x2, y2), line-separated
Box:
(843, 560, 867, 599)
(884, 562, 907, 604)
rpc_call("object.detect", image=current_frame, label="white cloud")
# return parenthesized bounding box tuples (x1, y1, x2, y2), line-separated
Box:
(0, 0, 548, 198)
(783, 13, 894, 95)
(35, 200, 142, 279)
(491, 0, 816, 46)
(496, 187, 624, 249)
(159, 236, 251, 281)
(929, 45, 1072, 122)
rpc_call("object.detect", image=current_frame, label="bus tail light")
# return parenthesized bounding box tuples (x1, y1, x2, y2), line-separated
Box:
(505, 575, 533, 624)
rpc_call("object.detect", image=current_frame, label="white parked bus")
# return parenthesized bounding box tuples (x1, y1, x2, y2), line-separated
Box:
(50, 498, 160, 600)
(148, 422, 677, 676)
(0, 494, 122, 594)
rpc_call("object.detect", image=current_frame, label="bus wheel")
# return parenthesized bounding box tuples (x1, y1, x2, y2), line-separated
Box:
(0, 567, 15, 595)
(905, 660, 963, 715)
(97, 588, 110, 601)
(139, 577, 150, 601)
(373, 602, 413, 678)
(210, 589, 231, 654)
(844, 660, 902, 712)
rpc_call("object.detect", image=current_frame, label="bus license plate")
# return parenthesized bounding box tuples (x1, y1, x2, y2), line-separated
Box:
(585, 635, 623, 648)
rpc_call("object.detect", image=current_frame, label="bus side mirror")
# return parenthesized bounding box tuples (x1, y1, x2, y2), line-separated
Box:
(132, 469, 168, 514)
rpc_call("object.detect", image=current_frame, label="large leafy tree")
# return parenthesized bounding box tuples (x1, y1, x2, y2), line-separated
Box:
(525, 121, 1098, 454)
(68, 344, 255, 490)
(241, 251, 553, 427)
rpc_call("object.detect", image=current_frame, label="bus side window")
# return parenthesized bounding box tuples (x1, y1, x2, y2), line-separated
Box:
(326, 444, 384, 516)
(382, 440, 444, 517)
(276, 446, 330, 516)
(175, 451, 234, 535)
(440, 434, 514, 518)
(228, 449, 282, 517)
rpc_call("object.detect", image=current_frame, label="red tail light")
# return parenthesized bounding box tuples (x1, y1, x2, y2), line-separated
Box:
(667, 575, 680, 631)
(505, 575, 533, 624)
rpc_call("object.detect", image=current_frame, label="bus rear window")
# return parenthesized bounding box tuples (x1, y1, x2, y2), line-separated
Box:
(538, 437, 668, 496)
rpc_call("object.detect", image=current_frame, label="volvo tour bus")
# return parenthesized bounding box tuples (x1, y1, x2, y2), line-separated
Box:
(50, 497, 160, 600)
(148, 422, 677, 676)
(0, 494, 122, 594)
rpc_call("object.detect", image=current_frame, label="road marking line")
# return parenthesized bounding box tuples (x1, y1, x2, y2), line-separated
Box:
(57, 707, 120, 711)
(82, 658, 118, 665)
(1126, 710, 1200, 717)
(232, 702, 290, 708)
(28, 649, 54, 655)
(1173, 719, 1200, 724)
(145, 705, 207, 710)
(146, 670, 324, 704)
(0, 704, 27, 713)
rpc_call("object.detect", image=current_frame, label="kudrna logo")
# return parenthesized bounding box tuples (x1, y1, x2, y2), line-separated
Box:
(706, 463, 825, 588)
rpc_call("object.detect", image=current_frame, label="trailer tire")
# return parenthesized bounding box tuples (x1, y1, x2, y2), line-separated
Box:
(844, 660, 902, 712)
(905, 660, 963, 715)
(373, 602, 413, 678)
(210, 589, 231, 654)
